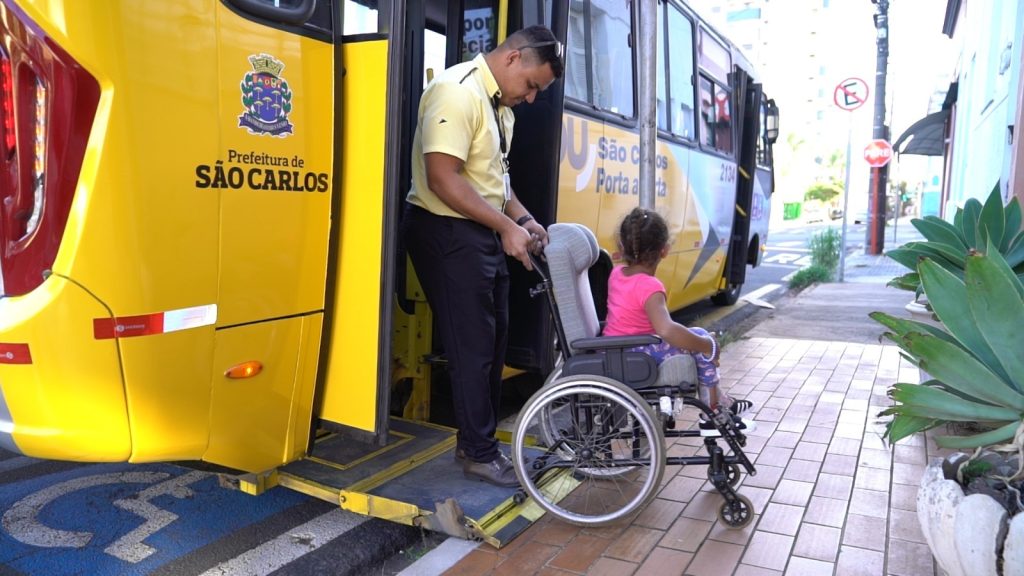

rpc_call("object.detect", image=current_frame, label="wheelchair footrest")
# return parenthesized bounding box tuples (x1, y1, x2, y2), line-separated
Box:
(697, 415, 756, 437)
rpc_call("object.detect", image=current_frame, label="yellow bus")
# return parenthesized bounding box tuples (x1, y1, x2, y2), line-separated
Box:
(0, 0, 777, 545)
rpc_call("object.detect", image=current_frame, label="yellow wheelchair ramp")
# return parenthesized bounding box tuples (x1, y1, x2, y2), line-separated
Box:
(277, 418, 558, 548)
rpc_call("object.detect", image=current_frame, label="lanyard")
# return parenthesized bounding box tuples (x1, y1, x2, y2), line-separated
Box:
(490, 95, 513, 212)
(490, 95, 510, 174)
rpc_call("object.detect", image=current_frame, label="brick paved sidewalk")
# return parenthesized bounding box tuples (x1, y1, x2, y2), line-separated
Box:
(442, 337, 939, 576)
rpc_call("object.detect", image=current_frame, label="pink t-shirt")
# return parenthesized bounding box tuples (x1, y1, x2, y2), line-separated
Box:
(603, 265, 665, 337)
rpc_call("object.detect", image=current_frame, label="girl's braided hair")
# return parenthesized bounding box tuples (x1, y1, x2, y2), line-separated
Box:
(618, 207, 669, 267)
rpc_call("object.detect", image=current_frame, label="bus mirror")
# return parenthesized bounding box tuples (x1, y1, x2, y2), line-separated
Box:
(765, 99, 780, 145)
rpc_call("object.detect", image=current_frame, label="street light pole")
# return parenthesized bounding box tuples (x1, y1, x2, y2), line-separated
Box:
(866, 0, 890, 255)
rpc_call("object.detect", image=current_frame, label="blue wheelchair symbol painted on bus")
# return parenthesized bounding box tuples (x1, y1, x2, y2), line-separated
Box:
(0, 463, 307, 576)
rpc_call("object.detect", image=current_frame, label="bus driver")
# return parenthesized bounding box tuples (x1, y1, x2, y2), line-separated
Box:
(402, 26, 564, 487)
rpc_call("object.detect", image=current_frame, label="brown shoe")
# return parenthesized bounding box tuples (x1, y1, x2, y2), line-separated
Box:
(463, 452, 519, 487)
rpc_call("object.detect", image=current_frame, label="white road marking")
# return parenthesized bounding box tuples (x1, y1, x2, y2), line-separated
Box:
(198, 508, 367, 576)
(398, 537, 479, 576)
(2, 472, 169, 549)
(741, 283, 781, 303)
(763, 253, 813, 266)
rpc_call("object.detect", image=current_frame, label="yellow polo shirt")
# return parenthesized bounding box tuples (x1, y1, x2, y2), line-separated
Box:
(406, 53, 514, 218)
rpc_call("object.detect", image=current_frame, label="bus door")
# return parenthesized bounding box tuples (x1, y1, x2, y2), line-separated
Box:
(276, 0, 565, 547)
(721, 69, 761, 295)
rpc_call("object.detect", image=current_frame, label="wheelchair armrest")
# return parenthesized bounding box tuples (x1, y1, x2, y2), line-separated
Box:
(571, 334, 660, 351)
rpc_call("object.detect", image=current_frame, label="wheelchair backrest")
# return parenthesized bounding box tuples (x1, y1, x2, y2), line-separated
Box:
(543, 223, 602, 355)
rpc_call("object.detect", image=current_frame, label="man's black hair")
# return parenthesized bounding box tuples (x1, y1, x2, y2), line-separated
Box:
(507, 25, 564, 79)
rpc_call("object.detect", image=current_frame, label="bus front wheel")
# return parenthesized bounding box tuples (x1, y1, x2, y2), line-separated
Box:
(711, 283, 742, 306)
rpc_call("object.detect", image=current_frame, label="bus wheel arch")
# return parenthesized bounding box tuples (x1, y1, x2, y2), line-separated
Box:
(746, 234, 762, 266)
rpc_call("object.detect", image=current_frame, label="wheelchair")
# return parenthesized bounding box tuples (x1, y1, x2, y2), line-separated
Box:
(510, 223, 757, 528)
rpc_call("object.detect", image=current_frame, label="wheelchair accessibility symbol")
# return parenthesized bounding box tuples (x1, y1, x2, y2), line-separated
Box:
(0, 463, 307, 575)
(2, 470, 208, 563)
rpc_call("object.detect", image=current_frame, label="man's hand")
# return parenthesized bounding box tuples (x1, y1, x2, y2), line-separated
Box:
(522, 220, 548, 254)
(502, 224, 535, 270)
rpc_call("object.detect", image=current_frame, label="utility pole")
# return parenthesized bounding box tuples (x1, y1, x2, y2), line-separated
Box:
(866, 0, 890, 255)
(637, 0, 657, 210)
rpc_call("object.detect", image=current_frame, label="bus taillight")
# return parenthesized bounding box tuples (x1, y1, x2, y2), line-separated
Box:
(0, 4, 100, 296)
(1, 55, 13, 154)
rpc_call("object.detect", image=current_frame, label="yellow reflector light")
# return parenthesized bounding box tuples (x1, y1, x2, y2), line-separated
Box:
(225, 361, 263, 379)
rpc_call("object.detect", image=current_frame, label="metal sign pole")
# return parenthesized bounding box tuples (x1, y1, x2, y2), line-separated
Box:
(833, 76, 869, 283)
(839, 114, 853, 282)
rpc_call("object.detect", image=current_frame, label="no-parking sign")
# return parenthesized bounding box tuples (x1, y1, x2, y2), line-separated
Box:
(834, 78, 869, 111)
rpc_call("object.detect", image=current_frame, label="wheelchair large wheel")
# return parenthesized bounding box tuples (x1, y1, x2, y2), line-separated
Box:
(512, 375, 665, 526)
(534, 365, 655, 479)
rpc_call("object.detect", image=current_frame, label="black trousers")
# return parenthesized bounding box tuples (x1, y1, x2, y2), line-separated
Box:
(403, 204, 509, 463)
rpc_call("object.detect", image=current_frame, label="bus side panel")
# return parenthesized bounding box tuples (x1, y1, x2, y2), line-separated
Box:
(318, 40, 390, 433)
(659, 144, 699, 313)
(0, 278, 129, 460)
(204, 316, 315, 473)
(555, 113, 606, 234)
(118, 328, 216, 462)
(670, 152, 734, 306)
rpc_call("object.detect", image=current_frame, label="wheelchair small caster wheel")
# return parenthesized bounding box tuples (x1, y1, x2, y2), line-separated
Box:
(513, 490, 528, 506)
(709, 463, 743, 488)
(718, 494, 754, 529)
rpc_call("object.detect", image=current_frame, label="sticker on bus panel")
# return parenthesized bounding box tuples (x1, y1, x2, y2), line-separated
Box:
(93, 305, 217, 340)
(238, 54, 294, 138)
(0, 344, 32, 364)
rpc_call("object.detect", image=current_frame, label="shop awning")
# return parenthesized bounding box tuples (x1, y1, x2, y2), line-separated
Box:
(893, 109, 950, 156)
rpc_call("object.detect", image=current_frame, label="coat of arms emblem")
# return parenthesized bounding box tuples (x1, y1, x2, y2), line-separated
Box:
(238, 54, 294, 137)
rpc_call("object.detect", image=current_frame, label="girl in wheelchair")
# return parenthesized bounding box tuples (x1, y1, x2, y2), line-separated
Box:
(509, 215, 758, 529)
(605, 207, 753, 417)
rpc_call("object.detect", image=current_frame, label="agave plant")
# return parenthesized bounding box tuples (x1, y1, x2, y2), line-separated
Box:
(887, 184, 1024, 297)
(871, 244, 1024, 448)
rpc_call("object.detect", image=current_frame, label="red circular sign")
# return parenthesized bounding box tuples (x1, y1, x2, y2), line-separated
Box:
(863, 139, 893, 168)
(834, 77, 869, 111)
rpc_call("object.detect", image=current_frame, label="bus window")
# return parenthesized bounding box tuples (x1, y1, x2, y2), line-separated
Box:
(699, 76, 715, 148)
(565, 1, 589, 103)
(424, 29, 446, 85)
(699, 76, 732, 154)
(667, 4, 695, 139)
(565, 0, 634, 117)
(523, 0, 555, 28)
(656, 1, 669, 131)
(698, 27, 730, 84)
(713, 83, 732, 153)
(344, 0, 378, 35)
(463, 0, 499, 60)
(757, 96, 772, 168)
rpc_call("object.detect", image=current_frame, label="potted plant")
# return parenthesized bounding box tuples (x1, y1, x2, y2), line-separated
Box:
(871, 246, 1024, 575)
(885, 184, 1024, 323)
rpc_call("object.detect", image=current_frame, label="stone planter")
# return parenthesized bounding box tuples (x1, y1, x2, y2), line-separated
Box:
(905, 298, 943, 328)
(917, 461, 1024, 575)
